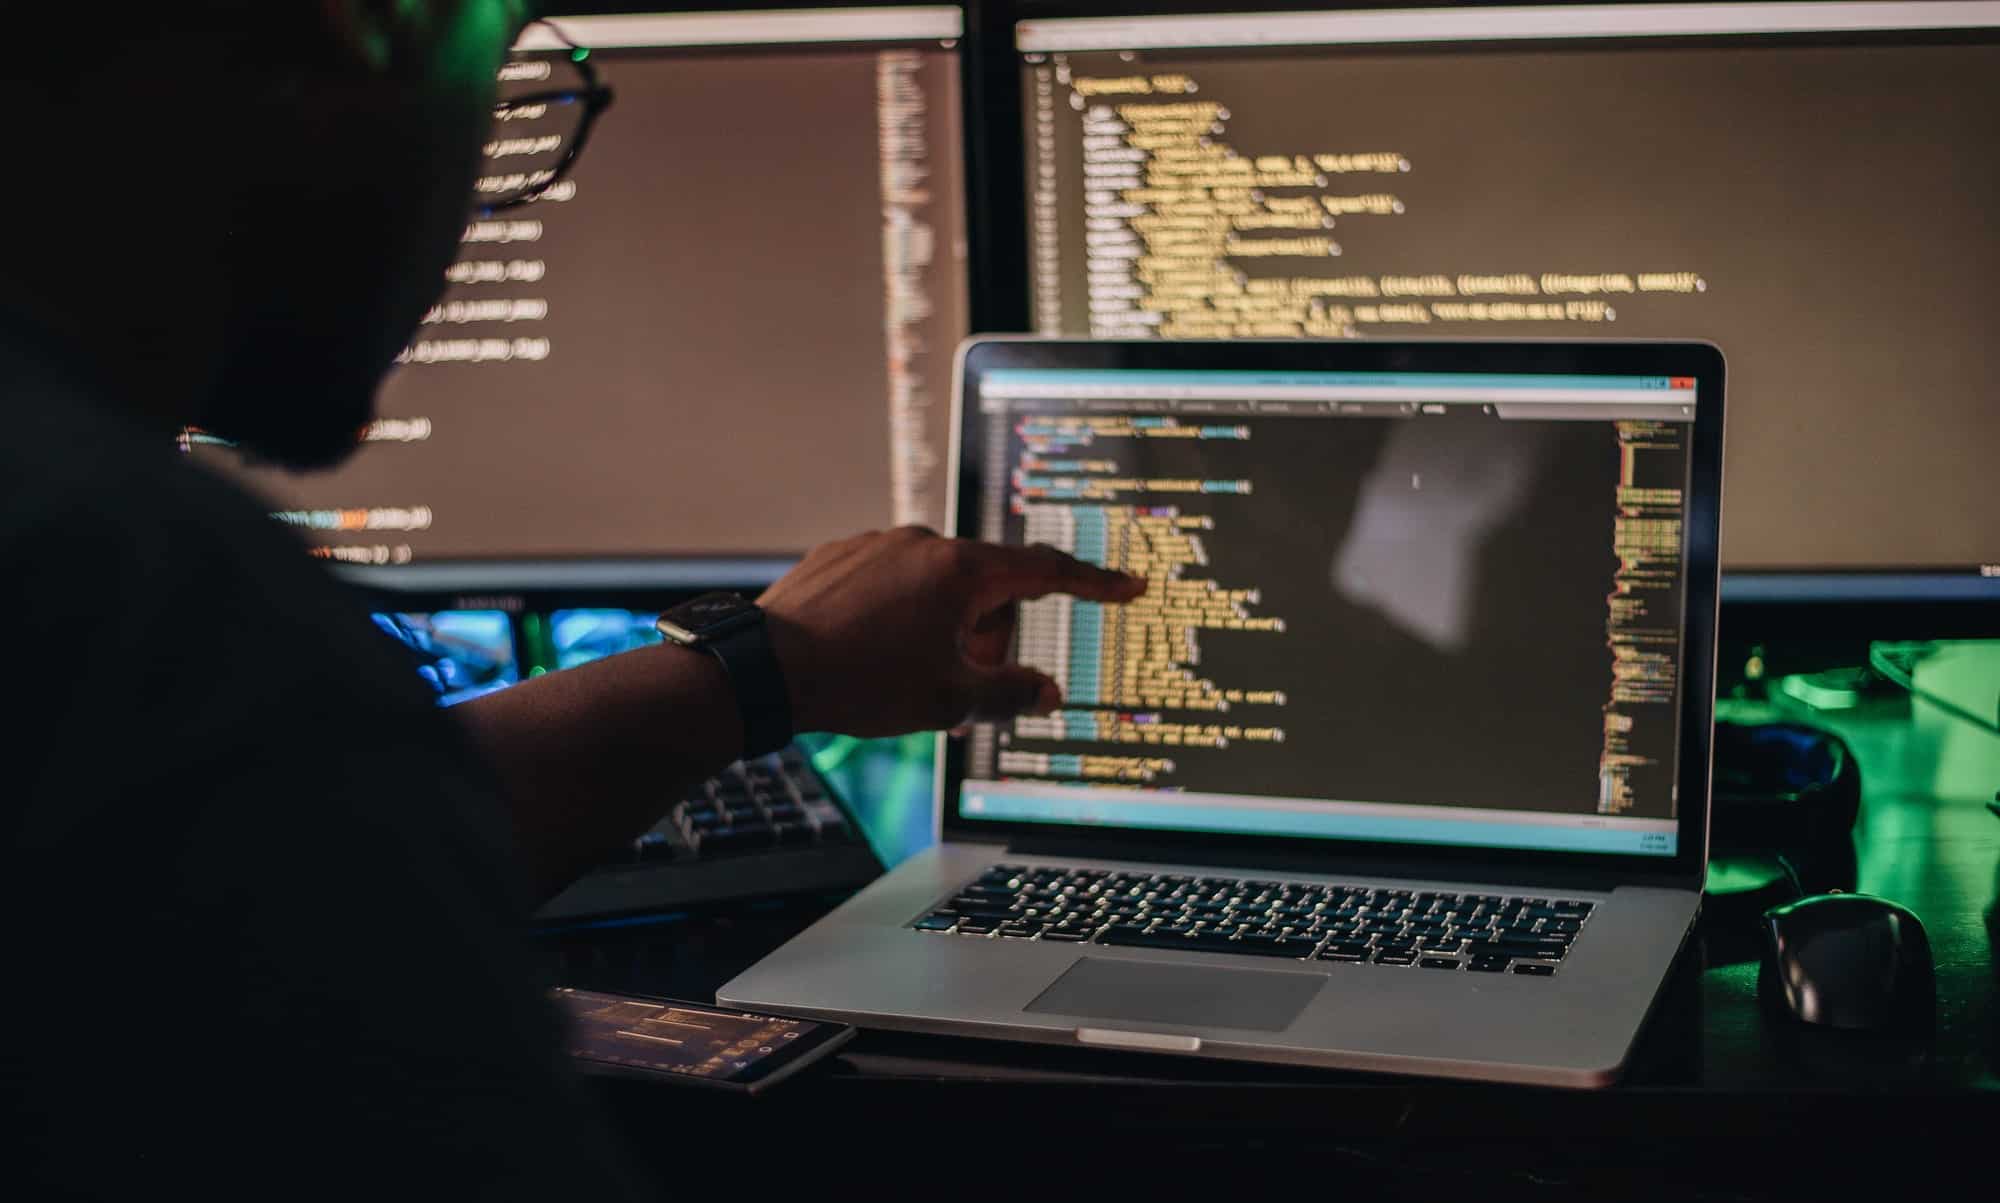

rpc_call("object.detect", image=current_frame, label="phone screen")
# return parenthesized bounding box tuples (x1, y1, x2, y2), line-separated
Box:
(552, 988, 849, 1090)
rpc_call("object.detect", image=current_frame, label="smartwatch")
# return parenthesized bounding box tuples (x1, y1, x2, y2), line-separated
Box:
(655, 592, 794, 759)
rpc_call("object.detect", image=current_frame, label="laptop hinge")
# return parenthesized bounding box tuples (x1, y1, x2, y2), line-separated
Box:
(1001, 833, 1698, 893)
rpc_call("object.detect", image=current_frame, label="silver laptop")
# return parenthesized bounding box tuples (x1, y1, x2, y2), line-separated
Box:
(721, 337, 1724, 1088)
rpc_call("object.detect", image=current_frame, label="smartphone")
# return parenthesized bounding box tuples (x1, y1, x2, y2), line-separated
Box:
(550, 987, 854, 1094)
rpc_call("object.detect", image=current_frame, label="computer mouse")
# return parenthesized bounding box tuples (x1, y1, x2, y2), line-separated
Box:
(1759, 893, 1934, 1031)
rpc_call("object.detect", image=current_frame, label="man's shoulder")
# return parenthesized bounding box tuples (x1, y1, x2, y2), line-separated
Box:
(4, 374, 287, 567)
(1, 337, 503, 893)
(0, 345, 429, 718)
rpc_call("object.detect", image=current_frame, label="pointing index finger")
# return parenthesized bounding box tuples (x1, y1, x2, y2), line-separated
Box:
(969, 541, 1146, 607)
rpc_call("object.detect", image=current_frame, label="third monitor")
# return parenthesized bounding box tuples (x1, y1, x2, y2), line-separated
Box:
(1011, 1, 2000, 599)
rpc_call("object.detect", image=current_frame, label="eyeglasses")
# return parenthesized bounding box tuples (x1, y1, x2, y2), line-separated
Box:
(476, 20, 615, 214)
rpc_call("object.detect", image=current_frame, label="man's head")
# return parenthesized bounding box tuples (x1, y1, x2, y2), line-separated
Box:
(11, 2, 531, 468)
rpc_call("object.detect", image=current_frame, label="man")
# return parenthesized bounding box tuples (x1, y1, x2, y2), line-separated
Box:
(0, 2, 1139, 1195)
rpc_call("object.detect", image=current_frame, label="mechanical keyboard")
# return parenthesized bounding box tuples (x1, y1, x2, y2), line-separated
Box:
(536, 744, 883, 923)
(913, 864, 1594, 976)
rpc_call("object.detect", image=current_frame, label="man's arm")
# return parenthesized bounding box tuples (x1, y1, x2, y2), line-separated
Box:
(455, 527, 1145, 901)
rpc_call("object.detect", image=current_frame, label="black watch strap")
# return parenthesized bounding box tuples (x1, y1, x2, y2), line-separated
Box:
(705, 617, 794, 759)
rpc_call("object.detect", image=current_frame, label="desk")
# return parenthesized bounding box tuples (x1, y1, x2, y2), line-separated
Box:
(544, 696, 2000, 1195)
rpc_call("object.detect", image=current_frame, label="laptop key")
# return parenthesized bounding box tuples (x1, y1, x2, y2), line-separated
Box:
(1040, 930, 1090, 942)
(956, 920, 997, 935)
(1097, 927, 1306, 959)
(1373, 951, 1417, 966)
(1233, 932, 1290, 951)
(700, 827, 776, 854)
(1475, 940, 1568, 961)
(1320, 941, 1372, 959)
(1420, 957, 1461, 970)
(954, 907, 1023, 925)
(1513, 963, 1557, 976)
(1181, 931, 1255, 952)
(1467, 957, 1509, 972)
(1098, 928, 1214, 952)
(1231, 937, 1319, 958)
(914, 915, 957, 932)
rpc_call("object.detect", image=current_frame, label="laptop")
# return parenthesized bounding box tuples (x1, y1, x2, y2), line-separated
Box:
(720, 337, 1723, 1087)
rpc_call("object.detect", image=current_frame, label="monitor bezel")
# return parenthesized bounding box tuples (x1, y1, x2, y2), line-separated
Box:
(942, 336, 1725, 886)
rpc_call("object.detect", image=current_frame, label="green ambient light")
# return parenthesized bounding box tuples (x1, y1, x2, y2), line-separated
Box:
(1774, 672, 1864, 711)
(1706, 857, 1783, 894)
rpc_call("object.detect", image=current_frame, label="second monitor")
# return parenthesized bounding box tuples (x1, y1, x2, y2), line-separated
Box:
(206, 6, 969, 572)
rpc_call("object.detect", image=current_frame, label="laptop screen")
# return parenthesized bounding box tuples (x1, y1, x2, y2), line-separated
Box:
(958, 362, 1699, 858)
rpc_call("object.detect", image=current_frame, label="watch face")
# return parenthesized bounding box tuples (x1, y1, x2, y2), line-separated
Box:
(682, 595, 748, 623)
(658, 592, 754, 643)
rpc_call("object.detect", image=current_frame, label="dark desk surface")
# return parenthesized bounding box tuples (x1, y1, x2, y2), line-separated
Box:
(544, 694, 2000, 1193)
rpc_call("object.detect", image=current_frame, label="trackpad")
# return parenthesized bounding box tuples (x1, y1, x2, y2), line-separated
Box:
(1025, 957, 1324, 1033)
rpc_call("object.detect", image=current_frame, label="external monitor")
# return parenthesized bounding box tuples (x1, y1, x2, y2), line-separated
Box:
(196, 5, 970, 595)
(996, 1, 2000, 631)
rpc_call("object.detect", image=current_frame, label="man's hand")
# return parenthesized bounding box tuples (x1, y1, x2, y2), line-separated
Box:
(759, 526, 1146, 737)
(460, 525, 1136, 896)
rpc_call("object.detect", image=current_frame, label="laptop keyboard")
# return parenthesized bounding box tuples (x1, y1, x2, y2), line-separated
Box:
(912, 864, 1594, 976)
